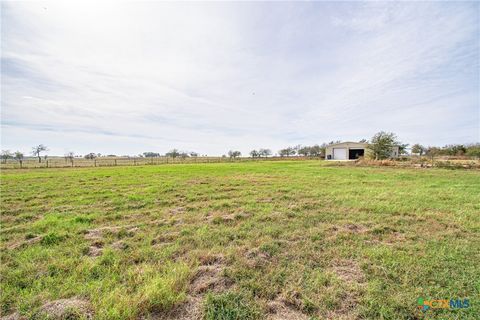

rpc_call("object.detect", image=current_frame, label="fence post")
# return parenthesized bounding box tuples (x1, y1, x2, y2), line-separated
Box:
(46, 160, 49, 168)
(94, 159, 97, 167)
(134, 159, 136, 166)
(115, 159, 117, 166)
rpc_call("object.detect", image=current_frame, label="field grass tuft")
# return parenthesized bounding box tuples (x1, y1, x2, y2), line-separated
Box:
(204, 292, 260, 320)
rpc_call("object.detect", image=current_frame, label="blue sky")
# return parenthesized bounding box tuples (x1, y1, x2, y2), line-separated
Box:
(1, 1, 479, 156)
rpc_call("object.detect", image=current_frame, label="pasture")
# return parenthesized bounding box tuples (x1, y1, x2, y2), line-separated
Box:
(1, 161, 479, 319)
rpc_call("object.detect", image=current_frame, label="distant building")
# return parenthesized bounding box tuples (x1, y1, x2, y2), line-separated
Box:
(325, 142, 399, 160)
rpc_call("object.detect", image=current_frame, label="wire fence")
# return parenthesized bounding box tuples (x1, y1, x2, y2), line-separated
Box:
(0, 156, 323, 169)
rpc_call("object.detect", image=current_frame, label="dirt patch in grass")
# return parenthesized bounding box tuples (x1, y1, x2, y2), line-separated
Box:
(343, 224, 369, 234)
(35, 297, 93, 319)
(111, 240, 128, 251)
(7, 236, 41, 251)
(87, 241, 103, 257)
(190, 254, 232, 296)
(331, 259, 365, 284)
(84, 225, 138, 241)
(151, 231, 179, 246)
(325, 298, 360, 320)
(84, 225, 137, 256)
(187, 179, 210, 185)
(245, 248, 272, 268)
(326, 259, 365, 320)
(326, 223, 370, 242)
(207, 211, 251, 225)
(266, 299, 309, 320)
(1, 312, 25, 320)
(151, 254, 232, 320)
(169, 207, 186, 215)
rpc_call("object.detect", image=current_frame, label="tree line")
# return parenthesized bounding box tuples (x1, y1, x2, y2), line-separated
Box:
(1, 131, 479, 164)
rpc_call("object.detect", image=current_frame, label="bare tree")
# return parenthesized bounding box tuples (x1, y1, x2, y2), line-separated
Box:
(228, 150, 241, 159)
(1, 150, 13, 164)
(31, 144, 48, 163)
(64, 152, 75, 161)
(64, 152, 75, 165)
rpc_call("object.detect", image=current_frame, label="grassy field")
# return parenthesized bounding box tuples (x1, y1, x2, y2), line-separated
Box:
(1, 161, 479, 319)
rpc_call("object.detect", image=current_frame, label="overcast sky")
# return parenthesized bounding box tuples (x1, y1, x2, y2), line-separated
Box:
(1, 1, 479, 156)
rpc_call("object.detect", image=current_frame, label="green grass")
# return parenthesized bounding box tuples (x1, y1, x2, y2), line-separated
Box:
(1, 161, 479, 319)
(204, 292, 260, 320)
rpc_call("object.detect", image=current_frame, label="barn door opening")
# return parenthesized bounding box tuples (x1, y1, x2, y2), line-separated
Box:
(349, 149, 364, 159)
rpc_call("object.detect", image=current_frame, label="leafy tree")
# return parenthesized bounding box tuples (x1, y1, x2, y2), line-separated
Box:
(399, 143, 409, 155)
(1, 150, 13, 163)
(309, 144, 322, 157)
(297, 146, 311, 157)
(259, 148, 272, 158)
(143, 152, 160, 158)
(31, 144, 48, 163)
(443, 144, 467, 156)
(466, 144, 480, 157)
(425, 146, 441, 161)
(319, 143, 328, 157)
(165, 149, 180, 158)
(278, 147, 295, 157)
(411, 144, 425, 156)
(190, 152, 198, 157)
(14, 151, 24, 162)
(250, 150, 259, 158)
(368, 132, 401, 160)
(359, 139, 368, 143)
(84, 153, 97, 160)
